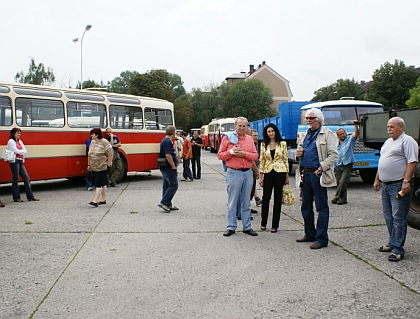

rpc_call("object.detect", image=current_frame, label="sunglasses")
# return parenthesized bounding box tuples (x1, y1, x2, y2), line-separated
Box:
(305, 117, 317, 120)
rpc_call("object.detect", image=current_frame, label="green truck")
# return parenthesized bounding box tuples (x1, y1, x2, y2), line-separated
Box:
(359, 108, 420, 229)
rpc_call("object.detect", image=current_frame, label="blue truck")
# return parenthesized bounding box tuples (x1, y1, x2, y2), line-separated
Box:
(249, 98, 385, 183)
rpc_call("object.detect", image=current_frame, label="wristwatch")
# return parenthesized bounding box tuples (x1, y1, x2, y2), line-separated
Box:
(403, 179, 410, 184)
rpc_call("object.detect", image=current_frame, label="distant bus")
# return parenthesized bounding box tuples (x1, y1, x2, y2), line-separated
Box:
(200, 124, 209, 149)
(208, 118, 235, 153)
(0, 81, 174, 183)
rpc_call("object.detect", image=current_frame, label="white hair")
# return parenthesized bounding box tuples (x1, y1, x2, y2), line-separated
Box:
(305, 108, 324, 125)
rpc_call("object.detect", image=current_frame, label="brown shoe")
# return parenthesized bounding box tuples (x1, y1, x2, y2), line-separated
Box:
(337, 199, 347, 205)
(14, 199, 24, 202)
(331, 197, 338, 204)
(310, 242, 327, 249)
(296, 237, 315, 242)
(31, 197, 40, 201)
(0, 201, 5, 207)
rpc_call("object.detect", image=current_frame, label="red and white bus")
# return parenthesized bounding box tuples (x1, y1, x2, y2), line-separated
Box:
(200, 124, 209, 149)
(0, 82, 174, 183)
(208, 118, 235, 153)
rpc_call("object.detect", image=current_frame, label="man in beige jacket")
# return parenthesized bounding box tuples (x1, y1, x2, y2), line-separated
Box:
(295, 108, 338, 249)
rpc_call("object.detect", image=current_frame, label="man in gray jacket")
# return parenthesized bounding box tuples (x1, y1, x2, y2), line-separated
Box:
(295, 108, 338, 249)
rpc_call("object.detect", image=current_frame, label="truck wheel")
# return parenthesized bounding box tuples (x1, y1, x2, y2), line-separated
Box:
(359, 168, 377, 184)
(408, 173, 420, 230)
(115, 157, 127, 183)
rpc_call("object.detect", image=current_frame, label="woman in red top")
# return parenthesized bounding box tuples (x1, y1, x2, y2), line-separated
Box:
(7, 128, 39, 202)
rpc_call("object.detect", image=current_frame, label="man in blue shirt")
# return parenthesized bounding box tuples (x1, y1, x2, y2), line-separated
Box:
(331, 120, 359, 205)
(296, 108, 338, 249)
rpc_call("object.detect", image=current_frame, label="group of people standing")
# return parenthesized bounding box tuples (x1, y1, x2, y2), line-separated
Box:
(176, 130, 203, 182)
(216, 110, 418, 263)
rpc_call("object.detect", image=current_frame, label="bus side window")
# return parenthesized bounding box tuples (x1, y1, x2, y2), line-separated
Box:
(0, 96, 12, 126)
(16, 97, 64, 127)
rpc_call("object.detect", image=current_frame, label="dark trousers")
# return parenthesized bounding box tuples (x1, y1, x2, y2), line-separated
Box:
(183, 158, 193, 180)
(261, 170, 286, 229)
(334, 163, 352, 201)
(9, 160, 34, 200)
(191, 154, 201, 179)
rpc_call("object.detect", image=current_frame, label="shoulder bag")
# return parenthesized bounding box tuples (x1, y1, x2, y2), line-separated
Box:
(282, 184, 295, 206)
(1, 148, 15, 161)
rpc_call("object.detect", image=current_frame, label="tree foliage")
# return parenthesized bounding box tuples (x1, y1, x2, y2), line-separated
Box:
(128, 69, 175, 102)
(174, 94, 194, 130)
(406, 77, 420, 108)
(189, 84, 222, 129)
(15, 58, 55, 85)
(107, 70, 139, 94)
(311, 78, 364, 102)
(169, 73, 186, 99)
(222, 79, 275, 121)
(75, 79, 102, 90)
(365, 60, 419, 110)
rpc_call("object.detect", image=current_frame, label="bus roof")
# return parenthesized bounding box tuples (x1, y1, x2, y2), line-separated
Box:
(0, 81, 172, 104)
(208, 118, 235, 125)
(301, 100, 383, 110)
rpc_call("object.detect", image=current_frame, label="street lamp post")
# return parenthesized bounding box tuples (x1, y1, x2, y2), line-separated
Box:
(73, 24, 92, 90)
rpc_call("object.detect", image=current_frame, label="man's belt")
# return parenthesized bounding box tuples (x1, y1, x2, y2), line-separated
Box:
(382, 179, 403, 185)
(302, 167, 317, 172)
(227, 167, 250, 172)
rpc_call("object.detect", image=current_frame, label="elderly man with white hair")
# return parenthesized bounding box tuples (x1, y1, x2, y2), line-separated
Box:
(295, 108, 338, 249)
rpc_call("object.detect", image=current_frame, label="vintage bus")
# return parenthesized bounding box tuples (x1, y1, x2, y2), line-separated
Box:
(207, 118, 235, 153)
(0, 82, 174, 183)
(200, 124, 209, 149)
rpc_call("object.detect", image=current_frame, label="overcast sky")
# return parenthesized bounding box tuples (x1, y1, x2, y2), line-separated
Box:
(1, 0, 419, 101)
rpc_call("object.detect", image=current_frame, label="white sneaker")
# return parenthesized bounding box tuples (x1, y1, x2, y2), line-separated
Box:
(87, 187, 93, 191)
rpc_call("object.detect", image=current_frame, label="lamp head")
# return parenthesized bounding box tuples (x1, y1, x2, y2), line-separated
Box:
(85, 24, 92, 31)
(72, 38, 79, 43)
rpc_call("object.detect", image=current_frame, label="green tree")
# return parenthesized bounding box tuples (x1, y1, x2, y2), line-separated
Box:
(365, 60, 419, 110)
(169, 73, 186, 99)
(76, 79, 102, 90)
(15, 58, 55, 85)
(311, 78, 364, 102)
(222, 79, 275, 121)
(406, 77, 420, 108)
(189, 84, 222, 128)
(174, 94, 194, 130)
(128, 69, 175, 102)
(107, 70, 139, 94)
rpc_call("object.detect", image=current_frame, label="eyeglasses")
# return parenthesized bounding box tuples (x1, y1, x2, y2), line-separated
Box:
(305, 117, 317, 120)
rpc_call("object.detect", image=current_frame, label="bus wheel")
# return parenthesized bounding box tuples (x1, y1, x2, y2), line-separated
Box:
(359, 168, 377, 184)
(116, 157, 127, 183)
(210, 147, 216, 153)
(288, 160, 294, 174)
(408, 171, 420, 230)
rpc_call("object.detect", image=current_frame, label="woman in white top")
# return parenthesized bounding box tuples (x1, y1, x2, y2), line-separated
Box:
(7, 128, 39, 202)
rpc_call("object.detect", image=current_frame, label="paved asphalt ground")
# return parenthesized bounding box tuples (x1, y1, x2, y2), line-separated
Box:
(1, 150, 419, 319)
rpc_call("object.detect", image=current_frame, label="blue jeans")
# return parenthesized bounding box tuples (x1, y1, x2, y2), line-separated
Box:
(160, 168, 178, 207)
(381, 180, 413, 255)
(182, 158, 193, 180)
(9, 160, 34, 200)
(192, 154, 201, 179)
(301, 171, 329, 245)
(226, 168, 253, 231)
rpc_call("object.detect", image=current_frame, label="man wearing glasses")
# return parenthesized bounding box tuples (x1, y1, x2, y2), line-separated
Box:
(295, 108, 338, 249)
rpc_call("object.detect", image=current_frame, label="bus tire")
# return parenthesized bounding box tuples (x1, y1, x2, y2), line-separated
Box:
(408, 167, 420, 230)
(116, 157, 127, 183)
(210, 147, 216, 153)
(288, 160, 294, 174)
(215, 142, 219, 153)
(359, 168, 377, 184)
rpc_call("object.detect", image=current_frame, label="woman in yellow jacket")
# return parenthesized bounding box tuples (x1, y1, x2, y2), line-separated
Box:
(259, 123, 289, 232)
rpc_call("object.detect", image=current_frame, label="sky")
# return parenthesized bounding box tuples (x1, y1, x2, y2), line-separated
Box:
(1, 0, 419, 101)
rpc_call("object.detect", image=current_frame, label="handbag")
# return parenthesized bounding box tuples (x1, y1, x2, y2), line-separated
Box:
(282, 184, 295, 206)
(1, 148, 15, 161)
(157, 157, 168, 167)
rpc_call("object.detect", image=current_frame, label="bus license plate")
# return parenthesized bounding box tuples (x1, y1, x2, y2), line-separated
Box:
(354, 162, 370, 166)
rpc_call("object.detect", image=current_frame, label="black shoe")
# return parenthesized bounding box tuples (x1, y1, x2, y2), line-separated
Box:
(223, 229, 235, 237)
(296, 237, 315, 242)
(243, 229, 258, 236)
(89, 201, 98, 207)
(251, 209, 258, 214)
